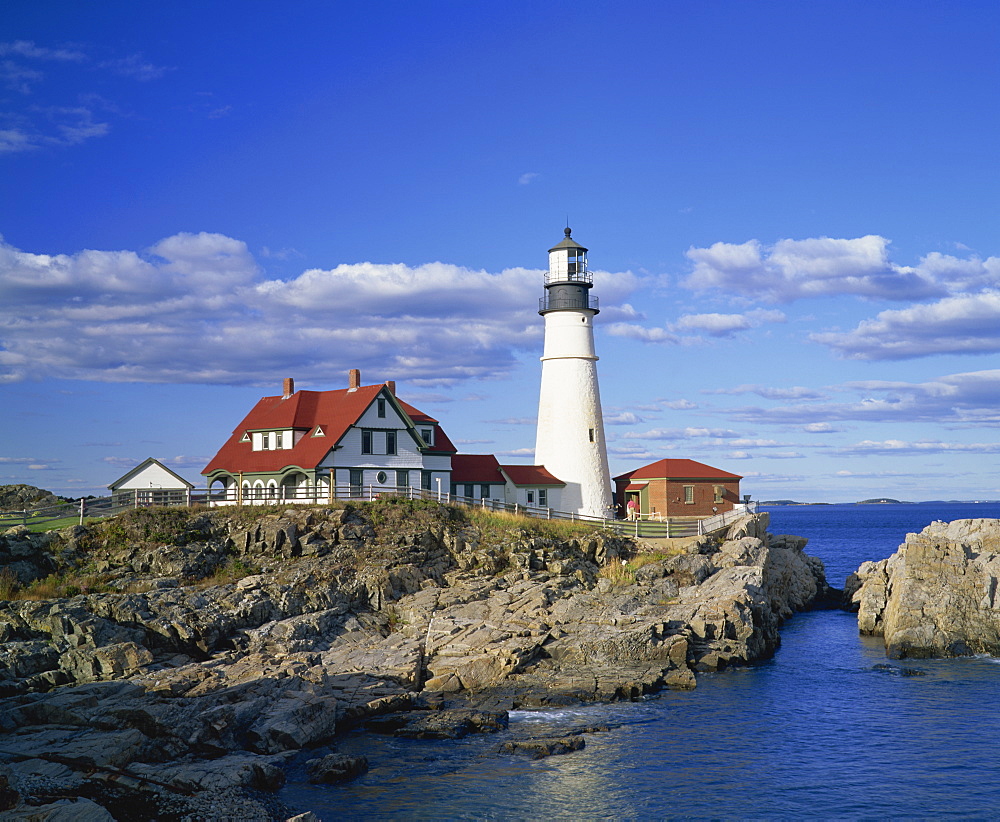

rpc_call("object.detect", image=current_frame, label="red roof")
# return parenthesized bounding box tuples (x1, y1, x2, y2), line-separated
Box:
(451, 454, 505, 484)
(613, 459, 742, 483)
(203, 384, 455, 476)
(500, 465, 565, 486)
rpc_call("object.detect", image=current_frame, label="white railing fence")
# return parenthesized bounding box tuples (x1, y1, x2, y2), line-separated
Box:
(0, 485, 756, 539)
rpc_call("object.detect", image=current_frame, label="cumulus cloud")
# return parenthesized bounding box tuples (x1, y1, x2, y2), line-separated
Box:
(812, 291, 1000, 360)
(683, 235, 1000, 303)
(0, 233, 641, 386)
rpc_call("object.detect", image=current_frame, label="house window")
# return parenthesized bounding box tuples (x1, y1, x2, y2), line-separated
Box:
(274, 431, 283, 450)
(527, 491, 535, 504)
(420, 428, 433, 445)
(480, 484, 490, 498)
(684, 485, 695, 504)
(396, 470, 409, 488)
(350, 469, 363, 493)
(361, 430, 373, 455)
(421, 471, 433, 490)
(377, 398, 386, 418)
(463, 484, 474, 499)
(376, 471, 388, 484)
(262, 433, 270, 450)
(386, 430, 397, 455)
(714, 485, 724, 504)
(539, 489, 547, 507)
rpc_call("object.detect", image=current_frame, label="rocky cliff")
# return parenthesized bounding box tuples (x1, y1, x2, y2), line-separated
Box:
(847, 518, 1000, 659)
(0, 501, 827, 820)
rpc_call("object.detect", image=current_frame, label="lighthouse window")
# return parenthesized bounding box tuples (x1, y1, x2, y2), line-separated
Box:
(589, 428, 595, 442)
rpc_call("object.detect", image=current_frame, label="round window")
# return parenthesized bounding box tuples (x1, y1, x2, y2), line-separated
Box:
(376, 471, 387, 484)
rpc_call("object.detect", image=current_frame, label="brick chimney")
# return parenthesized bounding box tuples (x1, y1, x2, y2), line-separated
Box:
(348, 369, 361, 392)
(384, 381, 396, 396)
(282, 377, 294, 399)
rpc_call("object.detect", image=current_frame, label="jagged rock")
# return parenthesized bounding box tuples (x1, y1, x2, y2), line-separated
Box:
(500, 734, 586, 758)
(849, 518, 1000, 658)
(305, 752, 368, 784)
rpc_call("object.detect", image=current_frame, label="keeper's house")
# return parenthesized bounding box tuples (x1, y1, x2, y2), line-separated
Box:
(614, 459, 742, 520)
(202, 370, 456, 504)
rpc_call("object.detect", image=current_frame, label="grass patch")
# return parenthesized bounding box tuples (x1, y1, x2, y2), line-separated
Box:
(598, 548, 685, 587)
(466, 508, 595, 542)
(4, 570, 115, 601)
(193, 558, 259, 589)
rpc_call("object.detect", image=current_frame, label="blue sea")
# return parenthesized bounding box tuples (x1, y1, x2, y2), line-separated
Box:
(281, 502, 1000, 820)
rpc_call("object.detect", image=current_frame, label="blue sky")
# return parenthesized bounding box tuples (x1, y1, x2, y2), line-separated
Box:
(2, 0, 999, 503)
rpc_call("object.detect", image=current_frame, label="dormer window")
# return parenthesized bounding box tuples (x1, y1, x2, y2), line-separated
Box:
(262, 433, 270, 450)
(275, 431, 284, 450)
(420, 427, 433, 445)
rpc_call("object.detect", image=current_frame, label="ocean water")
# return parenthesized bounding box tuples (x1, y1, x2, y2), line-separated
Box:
(282, 502, 1000, 820)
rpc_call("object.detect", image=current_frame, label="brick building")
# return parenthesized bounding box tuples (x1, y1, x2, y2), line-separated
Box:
(613, 458, 742, 519)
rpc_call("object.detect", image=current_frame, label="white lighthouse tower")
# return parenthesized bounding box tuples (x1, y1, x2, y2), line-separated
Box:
(534, 227, 613, 518)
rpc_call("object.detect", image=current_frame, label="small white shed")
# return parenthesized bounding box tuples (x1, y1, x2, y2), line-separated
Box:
(108, 458, 194, 507)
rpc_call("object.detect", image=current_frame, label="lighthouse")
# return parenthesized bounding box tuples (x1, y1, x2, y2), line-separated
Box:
(534, 227, 613, 518)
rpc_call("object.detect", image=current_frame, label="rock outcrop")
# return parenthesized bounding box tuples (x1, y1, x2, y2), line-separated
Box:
(0, 485, 65, 513)
(0, 502, 825, 818)
(847, 518, 1000, 658)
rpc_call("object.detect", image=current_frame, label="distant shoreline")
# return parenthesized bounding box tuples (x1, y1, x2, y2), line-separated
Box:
(761, 499, 1000, 507)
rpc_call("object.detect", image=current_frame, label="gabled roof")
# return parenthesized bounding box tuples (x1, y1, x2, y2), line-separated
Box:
(397, 400, 457, 454)
(203, 383, 455, 476)
(500, 464, 565, 487)
(614, 458, 742, 483)
(452, 454, 506, 484)
(109, 457, 194, 490)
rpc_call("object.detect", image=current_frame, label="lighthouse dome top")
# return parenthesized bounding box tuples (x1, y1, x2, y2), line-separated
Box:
(548, 226, 588, 254)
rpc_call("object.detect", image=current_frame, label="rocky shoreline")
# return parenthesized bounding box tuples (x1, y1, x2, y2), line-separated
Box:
(0, 501, 830, 820)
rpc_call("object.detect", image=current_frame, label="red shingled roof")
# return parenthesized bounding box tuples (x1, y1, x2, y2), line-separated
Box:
(500, 465, 565, 486)
(203, 384, 454, 476)
(451, 454, 506, 484)
(613, 458, 742, 483)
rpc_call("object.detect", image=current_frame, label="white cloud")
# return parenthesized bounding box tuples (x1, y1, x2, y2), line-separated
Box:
(518, 172, 539, 185)
(0, 41, 86, 62)
(838, 439, 1000, 456)
(623, 427, 742, 441)
(99, 53, 170, 81)
(720, 368, 1000, 428)
(604, 411, 645, 425)
(812, 290, 1000, 360)
(672, 308, 786, 337)
(704, 384, 826, 400)
(605, 323, 679, 344)
(683, 235, 1000, 303)
(607, 307, 784, 343)
(0, 233, 640, 386)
